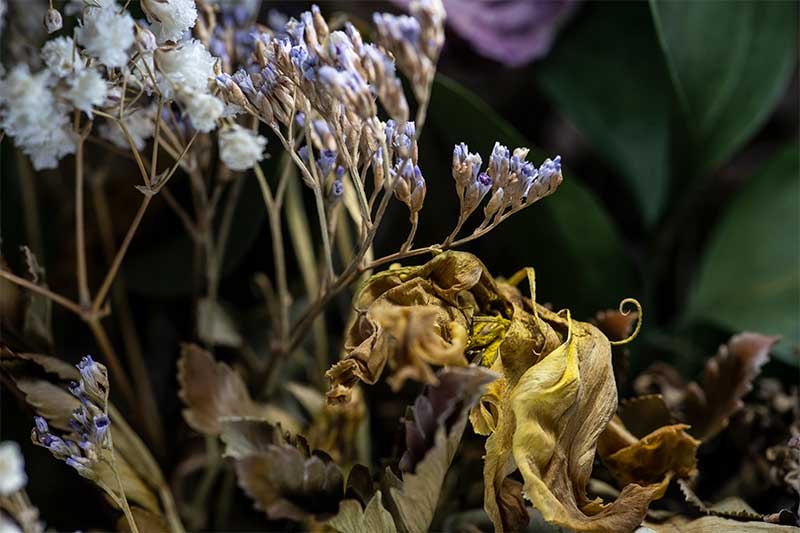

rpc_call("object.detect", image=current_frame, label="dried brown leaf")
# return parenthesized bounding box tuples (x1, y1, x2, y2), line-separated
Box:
(13, 378, 80, 431)
(328, 492, 398, 533)
(684, 333, 779, 440)
(649, 515, 799, 532)
(220, 418, 344, 521)
(385, 366, 497, 533)
(634, 333, 779, 442)
(599, 421, 699, 487)
(177, 343, 263, 435)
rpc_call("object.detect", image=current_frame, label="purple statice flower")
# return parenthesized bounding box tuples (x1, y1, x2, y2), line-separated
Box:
(317, 149, 337, 177)
(392, 0, 579, 67)
(538, 154, 562, 179)
(232, 69, 256, 98)
(298, 145, 310, 164)
(331, 178, 345, 197)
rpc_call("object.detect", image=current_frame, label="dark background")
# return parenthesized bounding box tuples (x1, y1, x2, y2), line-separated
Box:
(1, 1, 798, 530)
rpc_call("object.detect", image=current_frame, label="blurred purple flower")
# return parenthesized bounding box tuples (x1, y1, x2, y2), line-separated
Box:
(392, 0, 579, 67)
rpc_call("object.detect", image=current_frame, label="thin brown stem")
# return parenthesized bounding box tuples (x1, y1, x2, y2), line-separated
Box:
(75, 133, 91, 307)
(254, 164, 291, 356)
(90, 172, 166, 457)
(86, 318, 137, 410)
(91, 195, 152, 314)
(0, 270, 84, 316)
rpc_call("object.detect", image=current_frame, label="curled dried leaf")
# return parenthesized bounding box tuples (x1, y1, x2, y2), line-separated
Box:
(327, 251, 510, 404)
(598, 419, 699, 487)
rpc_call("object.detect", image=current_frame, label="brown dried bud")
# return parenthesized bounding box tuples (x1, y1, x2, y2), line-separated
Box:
(483, 188, 505, 220)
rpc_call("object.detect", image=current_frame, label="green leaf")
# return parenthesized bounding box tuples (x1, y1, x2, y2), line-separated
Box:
(650, 0, 797, 174)
(687, 144, 799, 365)
(427, 75, 638, 317)
(535, 2, 673, 225)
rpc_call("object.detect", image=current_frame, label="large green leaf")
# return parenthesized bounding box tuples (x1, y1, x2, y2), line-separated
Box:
(687, 144, 799, 365)
(535, 2, 673, 225)
(650, 0, 797, 175)
(426, 75, 638, 318)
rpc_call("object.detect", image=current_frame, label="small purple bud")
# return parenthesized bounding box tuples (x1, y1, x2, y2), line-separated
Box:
(298, 145, 309, 164)
(93, 415, 110, 444)
(478, 172, 492, 187)
(400, 159, 415, 180)
(295, 112, 306, 128)
(232, 69, 256, 97)
(209, 39, 228, 59)
(318, 149, 337, 177)
(214, 74, 233, 90)
(331, 179, 344, 197)
(385, 120, 396, 141)
(34, 416, 49, 434)
(65, 456, 92, 477)
(335, 165, 345, 179)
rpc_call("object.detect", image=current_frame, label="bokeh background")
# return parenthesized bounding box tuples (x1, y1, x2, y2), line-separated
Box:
(1, 1, 798, 530)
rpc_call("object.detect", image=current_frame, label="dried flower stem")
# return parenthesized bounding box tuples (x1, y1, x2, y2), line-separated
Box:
(0, 269, 84, 315)
(86, 317, 137, 409)
(91, 195, 151, 313)
(254, 163, 291, 355)
(75, 126, 91, 307)
(91, 169, 166, 456)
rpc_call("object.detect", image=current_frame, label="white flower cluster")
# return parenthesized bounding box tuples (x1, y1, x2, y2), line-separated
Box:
(42, 36, 85, 77)
(157, 39, 224, 132)
(143, 0, 198, 43)
(0, 441, 27, 495)
(0, 66, 77, 170)
(219, 125, 267, 171)
(76, 5, 134, 68)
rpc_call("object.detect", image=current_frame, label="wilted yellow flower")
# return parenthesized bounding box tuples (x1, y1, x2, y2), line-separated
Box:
(326, 251, 696, 532)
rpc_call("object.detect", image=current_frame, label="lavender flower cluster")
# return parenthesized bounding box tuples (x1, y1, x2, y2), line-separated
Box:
(31, 356, 110, 480)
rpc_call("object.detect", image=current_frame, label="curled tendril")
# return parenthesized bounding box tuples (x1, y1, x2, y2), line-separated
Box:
(609, 297, 643, 346)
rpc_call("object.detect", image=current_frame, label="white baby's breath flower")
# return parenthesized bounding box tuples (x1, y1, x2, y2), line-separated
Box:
(0, 442, 27, 495)
(66, 68, 107, 116)
(41, 36, 84, 77)
(0, 65, 76, 170)
(182, 91, 223, 133)
(156, 39, 216, 97)
(76, 6, 134, 67)
(99, 104, 156, 150)
(219, 124, 267, 171)
(143, 0, 197, 43)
